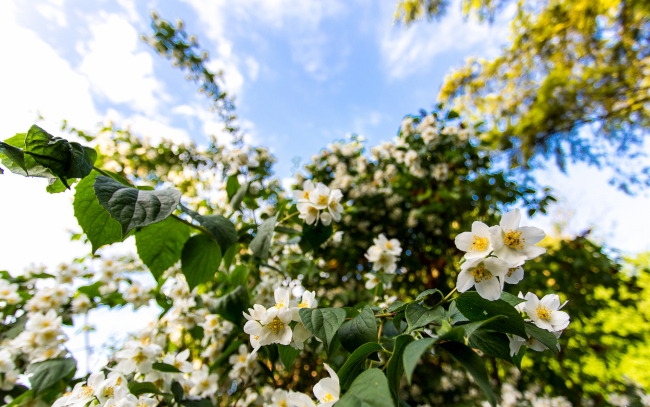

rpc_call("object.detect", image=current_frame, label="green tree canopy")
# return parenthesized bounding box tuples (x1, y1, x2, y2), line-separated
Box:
(395, 0, 650, 192)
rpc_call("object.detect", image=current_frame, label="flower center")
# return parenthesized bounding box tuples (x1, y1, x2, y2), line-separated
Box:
(133, 352, 147, 365)
(308, 206, 319, 215)
(386, 242, 393, 249)
(323, 393, 334, 402)
(275, 300, 285, 309)
(470, 265, 492, 283)
(299, 300, 309, 308)
(238, 355, 247, 363)
(504, 230, 524, 249)
(536, 305, 552, 320)
(104, 387, 114, 398)
(80, 385, 94, 397)
(267, 317, 284, 335)
(302, 191, 310, 200)
(253, 335, 259, 341)
(317, 195, 328, 205)
(470, 236, 488, 251)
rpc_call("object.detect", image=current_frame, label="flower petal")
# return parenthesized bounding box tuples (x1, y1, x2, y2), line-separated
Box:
(500, 209, 521, 231)
(476, 277, 502, 301)
(519, 226, 545, 245)
(456, 270, 475, 293)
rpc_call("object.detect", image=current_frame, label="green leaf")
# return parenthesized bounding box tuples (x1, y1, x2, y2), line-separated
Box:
(180, 399, 212, 407)
(0, 141, 27, 173)
(403, 338, 435, 385)
(447, 110, 460, 120)
(93, 175, 182, 237)
(525, 323, 559, 357)
(230, 181, 248, 211)
(77, 282, 103, 299)
(338, 342, 384, 391)
(229, 264, 248, 287)
(299, 307, 347, 349)
(500, 292, 526, 307)
(128, 381, 163, 396)
(459, 315, 506, 340)
(46, 178, 70, 194)
(455, 292, 526, 337)
(73, 171, 124, 252)
(1, 133, 57, 180)
(387, 335, 414, 405)
(278, 345, 301, 370)
(222, 243, 238, 271)
(24, 125, 96, 187)
(250, 214, 278, 260)
(299, 222, 333, 253)
(152, 362, 182, 373)
(136, 217, 191, 281)
(337, 368, 394, 407)
(5, 390, 33, 407)
(445, 301, 468, 324)
(181, 234, 222, 291)
(439, 342, 496, 406)
(415, 289, 442, 303)
(338, 306, 378, 354)
(405, 303, 444, 332)
(386, 301, 406, 313)
(2, 314, 27, 340)
(468, 331, 518, 367)
(226, 175, 240, 200)
(179, 204, 237, 254)
(28, 358, 76, 395)
(214, 286, 249, 324)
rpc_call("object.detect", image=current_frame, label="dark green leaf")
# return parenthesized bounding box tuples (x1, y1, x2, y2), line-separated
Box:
(0, 141, 27, 173)
(338, 306, 378, 354)
(447, 110, 460, 120)
(94, 175, 182, 237)
(387, 335, 414, 404)
(469, 331, 517, 367)
(171, 381, 183, 403)
(278, 345, 301, 370)
(152, 362, 182, 373)
(445, 300, 468, 324)
(226, 176, 240, 200)
(386, 301, 407, 313)
(403, 338, 435, 385)
(525, 323, 559, 357)
(77, 282, 102, 299)
(181, 234, 222, 290)
(180, 399, 212, 407)
(1, 133, 56, 179)
(46, 178, 70, 194)
(299, 307, 347, 349)
(214, 286, 249, 324)
(179, 204, 237, 254)
(299, 222, 333, 253)
(28, 358, 76, 395)
(415, 289, 442, 303)
(456, 292, 526, 337)
(500, 292, 526, 307)
(460, 315, 506, 340)
(222, 243, 238, 271)
(128, 381, 163, 396)
(249, 214, 278, 260)
(136, 217, 191, 281)
(439, 342, 496, 406)
(405, 303, 444, 332)
(229, 264, 248, 287)
(2, 314, 27, 340)
(338, 342, 384, 391)
(5, 390, 33, 407)
(337, 368, 394, 407)
(73, 171, 124, 253)
(230, 181, 248, 211)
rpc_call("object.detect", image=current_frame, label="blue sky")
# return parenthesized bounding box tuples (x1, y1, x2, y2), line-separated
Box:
(2, 0, 650, 374)
(1, 0, 649, 271)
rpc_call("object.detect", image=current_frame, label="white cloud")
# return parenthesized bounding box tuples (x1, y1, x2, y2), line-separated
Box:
(379, 2, 511, 80)
(36, 2, 67, 26)
(78, 13, 166, 114)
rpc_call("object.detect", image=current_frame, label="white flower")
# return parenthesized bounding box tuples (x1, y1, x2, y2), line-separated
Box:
(455, 221, 493, 259)
(65, 371, 105, 407)
(243, 304, 267, 322)
(457, 257, 509, 301)
(163, 349, 193, 374)
(199, 314, 223, 336)
(364, 273, 379, 290)
(508, 334, 547, 357)
(72, 294, 91, 314)
(270, 389, 291, 407)
(332, 231, 344, 243)
(489, 209, 546, 264)
(514, 291, 526, 313)
(0, 280, 21, 305)
(327, 189, 344, 222)
(365, 246, 398, 274)
(313, 364, 339, 407)
(96, 372, 128, 404)
(114, 340, 162, 374)
(259, 307, 293, 347)
(243, 320, 263, 354)
(524, 293, 570, 332)
(373, 234, 402, 256)
(293, 180, 315, 202)
(291, 291, 317, 348)
(287, 391, 317, 407)
(228, 344, 256, 379)
(309, 183, 330, 210)
(297, 202, 320, 225)
(0, 350, 15, 373)
(320, 212, 332, 226)
(273, 287, 291, 310)
(189, 366, 218, 398)
(503, 261, 525, 285)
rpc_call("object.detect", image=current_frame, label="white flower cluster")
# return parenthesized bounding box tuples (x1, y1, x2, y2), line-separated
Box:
(12, 309, 67, 362)
(263, 363, 340, 407)
(243, 287, 316, 352)
(294, 180, 343, 226)
(53, 371, 156, 407)
(225, 147, 260, 176)
(454, 208, 547, 301)
(24, 284, 69, 314)
(0, 279, 20, 305)
(364, 234, 402, 290)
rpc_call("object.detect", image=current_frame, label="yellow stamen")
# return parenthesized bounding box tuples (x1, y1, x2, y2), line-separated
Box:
(470, 235, 488, 251)
(507, 267, 517, 277)
(386, 242, 393, 249)
(323, 393, 334, 402)
(267, 317, 284, 335)
(317, 195, 328, 205)
(308, 206, 318, 215)
(253, 335, 259, 340)
(299, 300, 309, 308)
(133, 352, 147, 365)
(303, 191, 310, 200)
(504, 230, 525, 250)
(470, 265, 492, 283)
(536, 305, 552, 320)
(275, 300, 285, 309)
